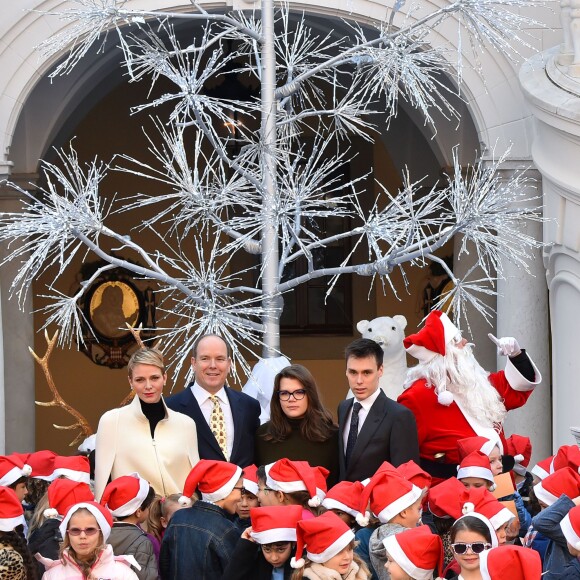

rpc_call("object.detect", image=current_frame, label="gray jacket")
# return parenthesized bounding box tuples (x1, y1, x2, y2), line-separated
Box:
(109, 523, 159, 580)
(369, 522, 407, 580)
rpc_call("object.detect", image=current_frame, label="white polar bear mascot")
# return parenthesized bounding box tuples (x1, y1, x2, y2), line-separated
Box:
(347, 315, 408, 401)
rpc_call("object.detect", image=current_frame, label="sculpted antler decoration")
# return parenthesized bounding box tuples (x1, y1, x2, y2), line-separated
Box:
(32, 329, 93, 447)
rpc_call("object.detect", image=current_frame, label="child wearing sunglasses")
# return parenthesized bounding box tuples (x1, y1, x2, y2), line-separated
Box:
(38, 501, 139, 579)
(447, 514, 495, 580)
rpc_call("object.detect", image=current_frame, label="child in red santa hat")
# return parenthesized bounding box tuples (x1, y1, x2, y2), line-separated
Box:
(290, 511, 370, 579)
(101, 472, 158, 580)
(322, 480, 366, 529)
(235, 464, 261, 529)
(479, 544, 542, 580)
(457, 451, 496, 492)
(559, 503, 580, 578)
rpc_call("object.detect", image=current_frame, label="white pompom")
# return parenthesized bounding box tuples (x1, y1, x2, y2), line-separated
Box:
(356, 511, 370, 527)
(489, 483, 496, 492)
(291, 557, 305, 569)
(514, 454, 524, 463)
(178, 495, 192, 507)
(308, 496, 321, 508)
(43, 508, 59, 519)
(437, 390, 454, 406)
(462, 502, 475, 515)
(22, 464, 32, 476)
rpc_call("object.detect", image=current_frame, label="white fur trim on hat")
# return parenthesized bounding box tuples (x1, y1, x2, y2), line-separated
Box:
(376, 485, 423, 524)
(321, 498, 359, 519)
(456, 512, 498, 548)
(383, 535, 433, 580)
(560, 513, 580, 550)
(479, 549, 492, 580)
(489, 508, 514, 530)
(251, 527, 297, 545)
(109, 474, 150, 517)
(0, 514, 26, 533)
(533, 482, 559, 507)
(59, 503, 112, 541)
(531, 464, 549, 481)
(0, 466, 24, 487)
(480, 437, 501, 457)
(504, 356, 541, 392)
(266, 470, 305, 494)
(405, 344, 439, 364)
(243, 479, 259, 497)
(306, 529, 355, 564)
(201, 465, 242, 503)
(52, 468, 90, 484)
(457, 466, 495, 485)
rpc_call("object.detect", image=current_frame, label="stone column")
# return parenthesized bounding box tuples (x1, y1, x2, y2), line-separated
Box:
(0, 174, 37, 453)
(493, 164, 552, 464)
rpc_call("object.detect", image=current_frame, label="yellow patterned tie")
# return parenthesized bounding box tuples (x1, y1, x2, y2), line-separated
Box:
(209, 395, 228, 459)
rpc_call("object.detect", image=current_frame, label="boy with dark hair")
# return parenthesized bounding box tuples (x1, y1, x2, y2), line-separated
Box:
(101, 473, 159, 580)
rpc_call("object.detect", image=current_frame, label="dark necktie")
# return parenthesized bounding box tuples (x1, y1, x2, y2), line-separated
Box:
(345, 402, 362, 467)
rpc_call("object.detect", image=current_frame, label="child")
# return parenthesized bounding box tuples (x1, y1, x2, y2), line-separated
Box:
(396, 460, 432, 493)
(101, 473, 158, 580)
(0, 455, 31, 502)
(321, 480, 366, 528)
(457, 451, 496, 491)
(0, 486, 38, 579)
(457, 436, 503, 476)
(28, 478, 93, 578)
(147, 493, 184, 543)
(448, 514, 494, 579)
(290, 511, 370, 579)
(382, 525, 443, 580)
(479, 544, 542, 579)
(531, 467, 580, 579)
(258, 459, 329, 518)
(559, 503, 580, 577)
(223, 504, 302, 579)
(159, 459, 244, 579)
(362, 469, 423, 580)
(235, 464, 261, 528)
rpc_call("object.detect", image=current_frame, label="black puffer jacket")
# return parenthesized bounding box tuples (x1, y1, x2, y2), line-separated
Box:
(28, 518, 61, 578)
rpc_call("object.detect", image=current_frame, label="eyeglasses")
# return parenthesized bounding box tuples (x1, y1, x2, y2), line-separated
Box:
(258, 486, 274, 495)
(451, 542, 491, 555)
(278, 389, 307, 401)
(68, 527, 99, 537)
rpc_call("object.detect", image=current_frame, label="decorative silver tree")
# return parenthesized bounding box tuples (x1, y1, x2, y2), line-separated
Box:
(0, 0, 544, 382)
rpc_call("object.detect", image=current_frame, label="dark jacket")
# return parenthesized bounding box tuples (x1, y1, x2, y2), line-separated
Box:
(29, 518, 61, 579)
(159, 501, 240, 580)
(166, 384, 261, 467)
(338, 390, 420, 482)
(108, 523, 159, 580)
(221, 537, 294, 580)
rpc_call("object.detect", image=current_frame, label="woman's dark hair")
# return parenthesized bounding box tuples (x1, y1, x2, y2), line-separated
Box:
(450, 515, 492, 544)
(0, 528, 39, 580)
(261, 365, 336, 443)
(116, 485, 156, 521)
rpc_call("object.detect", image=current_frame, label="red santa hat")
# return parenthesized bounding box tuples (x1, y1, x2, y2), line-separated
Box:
(180, 459, 242, 506)
(470, 490, 514, 531)
(396, 460, 432, 490)
(383, 525, 443, 580)
(265, 459, 329, 508)
(504, 435, 532, 477)
(249, 505, 302, 544)
(358, 469, 422, 526)
(100, 473, 151, 517)
(479, 545, 542, 580)
(52, 455, 91, 483)
(457, 451, 496, 489)
(291, 511, 354, 569)
(27, 450, 58, 481)
(242, 464, 259, 497)
(0, 486, 26, 532)
(404, 310, 460, 363)
(427, 477, 468, 519)
(560, 504, 580, 551)
(457, 436, 501, 461)
(0, 455, 32, 486)
(60, 501, 113, 541)
(531, 455, 554, 480)
(321, 481, 366, 520)
(552, 445, 580, 474)
(44, 479, 94, 519)
(534, 466, 580, 507)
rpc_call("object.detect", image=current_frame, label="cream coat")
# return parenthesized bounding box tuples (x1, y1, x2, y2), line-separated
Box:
(94, 395, 199, 499)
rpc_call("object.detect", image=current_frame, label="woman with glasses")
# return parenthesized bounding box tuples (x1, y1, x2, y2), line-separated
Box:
(255, 365, 339, 486)
(445, 514, 495, 580)
(38, 501, 138, 579)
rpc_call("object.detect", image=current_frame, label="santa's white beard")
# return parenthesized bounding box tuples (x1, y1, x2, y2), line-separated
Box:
(405, 343, 507, 426)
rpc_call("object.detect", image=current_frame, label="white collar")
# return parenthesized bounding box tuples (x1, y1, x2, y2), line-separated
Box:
(191, 382, 228, 405)
(354, 386, 382, 411)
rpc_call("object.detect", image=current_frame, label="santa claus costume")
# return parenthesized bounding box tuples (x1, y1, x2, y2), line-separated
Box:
(397, 310, 541, 484)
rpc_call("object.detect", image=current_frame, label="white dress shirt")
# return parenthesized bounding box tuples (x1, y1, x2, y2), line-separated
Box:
(191, 382, 234, 460)
(342, 387, 382, 453)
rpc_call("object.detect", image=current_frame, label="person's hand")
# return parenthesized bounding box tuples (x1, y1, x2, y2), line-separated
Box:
(488, 334, 521, 357)
(573, 496, 580, 506)
(241, 526, 254, 541)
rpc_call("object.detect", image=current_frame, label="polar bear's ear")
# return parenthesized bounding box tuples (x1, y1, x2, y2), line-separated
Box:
(357, 320, 370, 334)
(393, 315, 407, 331)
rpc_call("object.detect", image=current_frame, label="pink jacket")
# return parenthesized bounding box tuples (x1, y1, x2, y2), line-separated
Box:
(38, 545, 139, 579)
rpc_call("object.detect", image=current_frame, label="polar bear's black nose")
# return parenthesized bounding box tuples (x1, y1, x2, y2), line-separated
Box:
(368, 328, 372, 332)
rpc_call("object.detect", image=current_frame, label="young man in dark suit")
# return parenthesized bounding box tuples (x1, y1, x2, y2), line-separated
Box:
(166, 334, 261, 467)
(338, 338, 420, 482)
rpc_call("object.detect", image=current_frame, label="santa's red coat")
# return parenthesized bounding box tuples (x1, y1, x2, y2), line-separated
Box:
(397, 370, 533, 467)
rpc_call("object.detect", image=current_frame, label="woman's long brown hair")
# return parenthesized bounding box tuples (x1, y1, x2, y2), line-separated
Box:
(261, 364, 337, 443)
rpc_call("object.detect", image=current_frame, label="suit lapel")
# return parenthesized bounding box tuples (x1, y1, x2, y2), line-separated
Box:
(349, 391, 387, 466)
(226, 388, 243, 462)
(182, 388, 224, 458)
(338, 399, 352, 476)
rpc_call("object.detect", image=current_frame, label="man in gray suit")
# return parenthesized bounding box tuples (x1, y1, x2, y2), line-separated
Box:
(338, 338, 420, 482)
